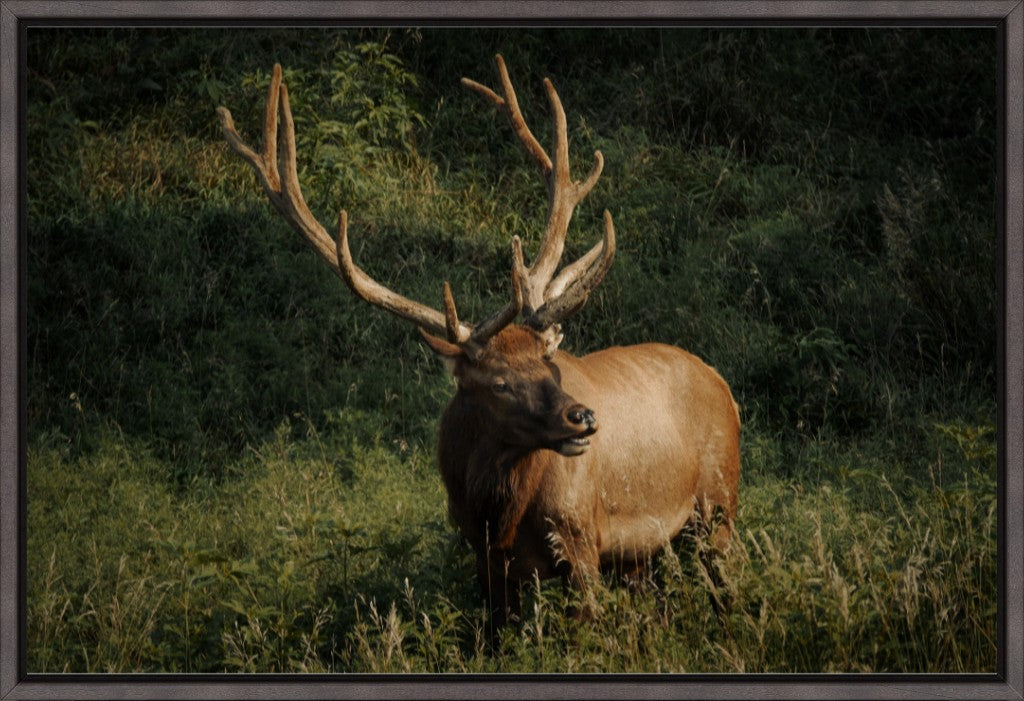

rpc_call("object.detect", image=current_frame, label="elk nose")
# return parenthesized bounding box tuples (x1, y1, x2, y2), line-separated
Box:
(566, 406, 597, 430)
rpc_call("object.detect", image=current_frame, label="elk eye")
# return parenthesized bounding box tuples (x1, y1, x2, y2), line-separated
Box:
(492, 381, 510, 394)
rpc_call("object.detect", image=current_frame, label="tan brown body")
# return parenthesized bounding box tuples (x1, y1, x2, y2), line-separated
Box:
(437, 328, 740, 624)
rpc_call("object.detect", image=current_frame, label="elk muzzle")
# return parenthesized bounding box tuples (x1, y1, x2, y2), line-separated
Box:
(555, 403, 598, 456)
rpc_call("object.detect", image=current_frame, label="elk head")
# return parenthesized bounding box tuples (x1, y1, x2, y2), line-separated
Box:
(425, 324, 598, 456)
(216, 56, 614, 451)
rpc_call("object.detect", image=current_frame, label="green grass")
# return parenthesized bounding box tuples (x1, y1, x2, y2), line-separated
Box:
(27, 415, 996, 673)
(26, 27, 998, 672)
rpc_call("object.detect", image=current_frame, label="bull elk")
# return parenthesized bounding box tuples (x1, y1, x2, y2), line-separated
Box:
(217, 57, 740, 631)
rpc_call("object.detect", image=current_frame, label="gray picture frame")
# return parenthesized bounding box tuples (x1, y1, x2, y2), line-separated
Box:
(1, 1, 1021, 699)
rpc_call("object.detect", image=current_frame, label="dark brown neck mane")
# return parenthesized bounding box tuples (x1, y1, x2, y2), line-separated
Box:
(439, 392, 552, 552)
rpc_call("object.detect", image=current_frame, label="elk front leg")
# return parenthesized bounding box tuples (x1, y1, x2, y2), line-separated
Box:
(476, 549, 523, 634)
(550, 522, 602, 621)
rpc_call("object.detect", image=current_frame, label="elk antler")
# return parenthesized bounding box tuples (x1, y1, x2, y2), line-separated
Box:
(462, 54, 616, 347)
(216, 64, 523, 358)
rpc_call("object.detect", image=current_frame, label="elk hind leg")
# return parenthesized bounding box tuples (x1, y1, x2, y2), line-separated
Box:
(693, 501, 733, 623)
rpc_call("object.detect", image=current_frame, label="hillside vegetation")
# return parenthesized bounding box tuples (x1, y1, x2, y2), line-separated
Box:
(26, 27, 997, 672)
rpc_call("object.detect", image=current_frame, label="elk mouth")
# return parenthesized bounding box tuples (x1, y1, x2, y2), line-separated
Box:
(553, 427, 597, 457)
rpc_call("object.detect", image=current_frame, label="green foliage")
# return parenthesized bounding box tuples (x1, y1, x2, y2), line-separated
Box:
(26, 27, 997, 672)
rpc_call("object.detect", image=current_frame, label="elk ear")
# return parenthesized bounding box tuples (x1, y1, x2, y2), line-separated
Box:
(418, 328, 464, 375)
(541, 324, 564, 359)
(418, 327, 463, 358)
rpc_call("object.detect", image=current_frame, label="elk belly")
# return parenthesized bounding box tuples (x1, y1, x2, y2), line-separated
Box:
(595, 461, 701, 568)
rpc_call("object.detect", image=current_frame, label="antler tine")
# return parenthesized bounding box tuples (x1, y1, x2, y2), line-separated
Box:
(470, 236, 526, 346)
(544, 207, 611, 302)
(217, 65, 282, 203)
(530, 210, 616, 331)
(261, 63, 281, 190)
(218, 65, 337, 271)
(275, 78, 340, 267)
(527, 74, 577, 296)
(462, 55, 553, 175)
